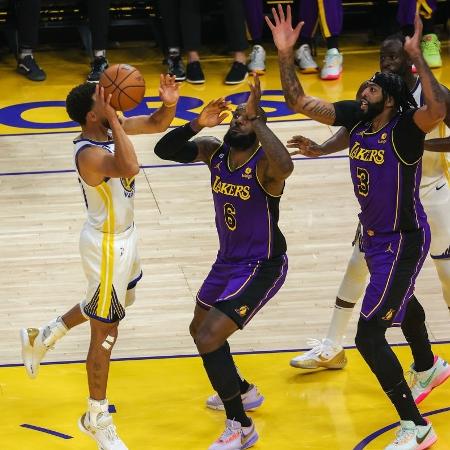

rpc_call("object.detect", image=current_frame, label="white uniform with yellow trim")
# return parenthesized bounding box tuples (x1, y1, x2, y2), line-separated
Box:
(337, 79, 450, 307)
(74, 135, 142, 323)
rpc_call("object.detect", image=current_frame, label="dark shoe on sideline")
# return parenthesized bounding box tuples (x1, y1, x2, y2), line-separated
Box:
(87, 56, 109, 83)
(225, 61, 248, 85)
(186, 61, 205, 84)
(17, 55, 46, 81)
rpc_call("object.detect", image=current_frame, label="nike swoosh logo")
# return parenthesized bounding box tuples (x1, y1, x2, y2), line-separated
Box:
(436, 184, 446, 191)
(419, 368, 437, 388)
(416, 426, 431, 444)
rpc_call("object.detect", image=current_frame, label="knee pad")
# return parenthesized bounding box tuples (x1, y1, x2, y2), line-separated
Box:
(337, 244, 368, 303)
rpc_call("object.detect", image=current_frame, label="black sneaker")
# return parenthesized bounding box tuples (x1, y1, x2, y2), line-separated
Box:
(16, 55, 46, 81)
(87, 56, 109, 83)
(168, 54, 186, 81)
(225, 61, 248, 85)
(186, 61, 205, 84)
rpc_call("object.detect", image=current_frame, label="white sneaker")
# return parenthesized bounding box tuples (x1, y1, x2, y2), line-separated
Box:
(247, 45, 266, 74)
(320, 48, 343, 80)
(408, 356, 450, 404)
(20, 317, 68, 379)
(290, 338, 347, 369)
(385, 420, 437, 450)
(208, 419, 258, 450)
(206, 385, 264, 411)
(79, 399, 128, 450)
(295, 44, 319, 74)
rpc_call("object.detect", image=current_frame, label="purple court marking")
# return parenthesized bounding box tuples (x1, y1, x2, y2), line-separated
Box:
(2, 340, 450, 369)
(20, 423, 73, 439)
(0, 155, 347, 177)
(353, 406, 450, 449)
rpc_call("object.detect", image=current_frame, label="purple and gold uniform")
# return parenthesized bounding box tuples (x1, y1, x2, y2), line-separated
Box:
(336, 102, 430, 325)
(196, 143, 288, 328)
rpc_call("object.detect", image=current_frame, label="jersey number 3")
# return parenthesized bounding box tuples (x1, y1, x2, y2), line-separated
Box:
(224, 203, 237, 231)
(356, 167, 369, 197)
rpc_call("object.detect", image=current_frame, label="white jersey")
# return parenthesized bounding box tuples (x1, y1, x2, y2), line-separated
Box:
(411, 79, 449, 188)
(73, 135, 136, 234)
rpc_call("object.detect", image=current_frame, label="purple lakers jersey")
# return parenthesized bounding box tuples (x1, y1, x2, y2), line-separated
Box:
(349, 116, 427, 233)
(209, 144, 286, 262)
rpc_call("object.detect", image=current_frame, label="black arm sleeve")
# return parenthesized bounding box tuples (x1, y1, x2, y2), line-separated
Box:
(333, 100, 364, 131)
(393, 109, 425, 164)
(154, 122, 199, 163)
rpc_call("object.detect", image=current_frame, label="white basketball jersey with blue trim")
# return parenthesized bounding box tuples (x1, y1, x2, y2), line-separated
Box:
(411, 79, 449, 186)
(73, 136, 136, 234)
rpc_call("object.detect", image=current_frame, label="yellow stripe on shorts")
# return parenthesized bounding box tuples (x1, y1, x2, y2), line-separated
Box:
(96, 182, 115, 319)
(318, 0, 331, 38)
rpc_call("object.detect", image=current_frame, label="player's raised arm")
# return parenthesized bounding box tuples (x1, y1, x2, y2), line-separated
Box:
(154, 98, 230, 165)
(245, 75, 293, 194)
(266, 4, 336, 125)
(122, 74, 179, 135)
(405, 14, 446, 133)
(288, 127, 350, 158)
(78, 85, 139, 184)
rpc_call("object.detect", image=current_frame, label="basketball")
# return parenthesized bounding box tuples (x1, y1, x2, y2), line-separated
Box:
(99, 64, 146, 112)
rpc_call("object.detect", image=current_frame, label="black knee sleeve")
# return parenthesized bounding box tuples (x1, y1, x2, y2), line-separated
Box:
(401, 296, 426, 337)
(201, 343, 240, 400)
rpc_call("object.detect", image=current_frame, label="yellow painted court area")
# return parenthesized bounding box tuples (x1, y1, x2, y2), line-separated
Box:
(1, 345, 449, 450)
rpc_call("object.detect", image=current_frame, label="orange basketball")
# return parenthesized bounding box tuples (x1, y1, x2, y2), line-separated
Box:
(99, 64, 146, 112)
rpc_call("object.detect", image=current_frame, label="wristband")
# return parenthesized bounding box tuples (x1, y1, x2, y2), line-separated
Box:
(163, 101, 177, 108)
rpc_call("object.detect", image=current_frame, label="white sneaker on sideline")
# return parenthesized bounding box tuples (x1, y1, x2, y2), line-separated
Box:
(384, 420, 437, 450)
(320, 48, 343, 80)
(247, 45, 266, 74)
(208, 419, 258, 450)
(408, 356, 450, 404)
(290, 338, 347, 369)
(206, 384, 264, 411)
(295, 44, 319, 74)
(20, 317, 68, 378)
(79, 399, 128, 450)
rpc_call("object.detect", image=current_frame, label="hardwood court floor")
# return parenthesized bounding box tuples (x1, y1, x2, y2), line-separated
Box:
(0, 42, 450, 449)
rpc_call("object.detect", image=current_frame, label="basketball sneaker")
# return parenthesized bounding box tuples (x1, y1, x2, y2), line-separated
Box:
(87, 56, 109, 83)
(295, 44, 318, 74)
(384, 420, 437, 450)
(186, 61, 205, 84)
(247, 45, 266, 74)
(167, 50, 186, 82)
(421, 34, 442, 69)
(408, 356, 450, 404)
(225, 62, 248, 85)
(17, 55, 46, 82)
(290, 338, 347, 369)
(79, 399, 127, 450)
(208, 419, 258, 450)
(320, 48, 343, 80)
(20, 317, 68, 378)
(206, 385, 264, 411)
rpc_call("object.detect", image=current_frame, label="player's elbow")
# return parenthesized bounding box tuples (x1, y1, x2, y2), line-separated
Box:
(278, 159, 294, 178)
(122, 163, 140, 178)
(154, 141, 171, 160)
(429, 103, 446, 123)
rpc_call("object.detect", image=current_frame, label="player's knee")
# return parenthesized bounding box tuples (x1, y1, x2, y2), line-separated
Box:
(90, 321, 119, 352)
(189, 319, 198, 340)
(401, 296, 426, 336)
(125, 289, 136, 308)
(195, 326, 222, 354)
(355, 319, 382, 358)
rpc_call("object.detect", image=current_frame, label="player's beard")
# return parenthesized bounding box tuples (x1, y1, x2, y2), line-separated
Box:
(101, 118, 110, 129)
(223, 130, 257, 150)
(361, 98, 385, 122)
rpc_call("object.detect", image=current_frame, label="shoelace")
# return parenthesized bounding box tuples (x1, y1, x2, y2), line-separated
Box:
(406, 369, 418, 389)
(301, 46, 313, 60)
(422, 40, 440, 54)
(304, 338, 326, 356)
(218, 421, 240, 441)
(324, 54, 340, 68)
(103, 423, 120, 442)
(394, 427, 416, 444)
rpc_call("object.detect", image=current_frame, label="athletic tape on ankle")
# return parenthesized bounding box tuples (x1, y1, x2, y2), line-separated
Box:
(101, 335, 115, 350)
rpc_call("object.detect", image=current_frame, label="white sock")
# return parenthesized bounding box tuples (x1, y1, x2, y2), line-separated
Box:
(325, 306, 354, 346)
(42, 317, 68, 347)
(94, 49, 106, 58)
(19, 48, 33, 59)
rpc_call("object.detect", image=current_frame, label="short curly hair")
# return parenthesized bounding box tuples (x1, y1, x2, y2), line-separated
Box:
(66, 83, 96, 125)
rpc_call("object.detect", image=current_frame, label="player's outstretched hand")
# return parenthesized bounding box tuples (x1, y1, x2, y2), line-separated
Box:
(159, 74, 179, 107)
(246, 74, 262, 119)
(95, 84, 118, 122)
(265, 4, 303, 52)
(287, 135, 324, 158)
(197, 98, 231, 128)
(404, 13, 423, 59)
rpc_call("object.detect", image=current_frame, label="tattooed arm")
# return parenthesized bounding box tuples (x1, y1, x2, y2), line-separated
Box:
(405, 14, 446, 132)
(245, 75, 293, 196)
(266, 4, 337, 125)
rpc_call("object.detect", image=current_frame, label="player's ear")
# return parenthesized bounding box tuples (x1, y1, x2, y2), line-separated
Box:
(86, 110, 97, 123)
(385, 95, 395, 108)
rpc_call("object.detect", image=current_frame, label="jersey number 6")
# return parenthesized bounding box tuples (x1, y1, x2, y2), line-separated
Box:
(224, 203, 237, 231)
